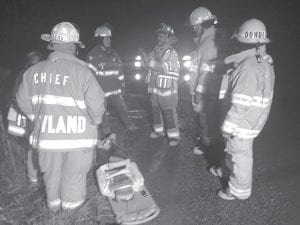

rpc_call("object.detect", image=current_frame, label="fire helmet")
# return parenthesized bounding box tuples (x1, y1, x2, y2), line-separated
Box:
(156, 22, 174, 35)
(189, 7, 217, 26)
(41, 22, 84, 47)
(232, 18, 270, 44)
(94, 25, 112, 37)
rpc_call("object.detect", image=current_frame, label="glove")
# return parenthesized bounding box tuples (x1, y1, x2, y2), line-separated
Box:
(193, 93, 204, 113)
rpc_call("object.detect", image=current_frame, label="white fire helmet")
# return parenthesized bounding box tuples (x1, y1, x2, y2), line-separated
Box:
(189, 7, 217, 26)
(232, 18, 270, 44)
(41, 22, 84, 47)
(94, 25, 112, 37)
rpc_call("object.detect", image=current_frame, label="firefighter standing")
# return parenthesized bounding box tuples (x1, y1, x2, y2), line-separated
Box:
(16, 22, 106, 212)
(86, 23, 137, 139)
(188, 7, 227, 154)
(142, 23, 181, 147)
(11, 51, 43, 185)
(217, 19, 275, 200)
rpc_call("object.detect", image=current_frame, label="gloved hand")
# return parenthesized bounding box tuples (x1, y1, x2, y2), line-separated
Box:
(193, 93, 204, 113)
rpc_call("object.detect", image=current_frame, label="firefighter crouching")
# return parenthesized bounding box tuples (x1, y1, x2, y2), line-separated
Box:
(188, 7, 227, 155)
(16, 22, 106, 212)
(86, 23, 138, 140)
(216, 19, 275, 200)
(141, 23, 181, 147)
(11, 51, 43, 185)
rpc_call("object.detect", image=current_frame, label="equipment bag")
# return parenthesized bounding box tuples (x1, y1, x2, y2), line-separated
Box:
(7, 106, 27, 137)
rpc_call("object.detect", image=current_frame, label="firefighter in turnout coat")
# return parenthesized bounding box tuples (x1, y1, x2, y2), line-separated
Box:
(217, 19, 275, 200)
(142, 23, 181, 147)
(188, 7, 227, 155)
(86, 23, 137, 139)
(16, 22, 105, 212)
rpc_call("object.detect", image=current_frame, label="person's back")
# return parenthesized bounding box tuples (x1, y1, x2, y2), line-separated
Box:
(16, 22, 105, 213)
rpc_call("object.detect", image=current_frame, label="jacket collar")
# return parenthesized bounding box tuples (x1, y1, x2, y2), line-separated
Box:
(48, 51, 77, 61)
(194, 26, 216, 45)
(225, 45, 266, 66)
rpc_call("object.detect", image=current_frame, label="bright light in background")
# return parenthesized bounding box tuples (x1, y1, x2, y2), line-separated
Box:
(135, 55, 142, 60)
(182, 55, 191, 61)
(135, 73, 141, 80)
(134, 61, 142, 67)
(184, 74, 190, 81)
(183, 61, 192, 68)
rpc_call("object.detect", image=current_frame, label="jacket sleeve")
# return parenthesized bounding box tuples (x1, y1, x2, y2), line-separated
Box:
(195, 42, 218, 94)
(221, 68, 257, 135)
(83, 70, 106, 125)
(16, 69, 34, 121)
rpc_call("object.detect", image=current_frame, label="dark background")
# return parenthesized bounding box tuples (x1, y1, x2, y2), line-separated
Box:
(0, 0, 298, 110)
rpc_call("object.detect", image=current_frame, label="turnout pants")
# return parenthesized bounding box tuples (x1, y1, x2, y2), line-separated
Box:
(150, 93, 180, 140)
(196, 97, 221, 144)
(39, 149, 93, 211)
(224, 137, 254, 199)
(100, 94, 134, 137)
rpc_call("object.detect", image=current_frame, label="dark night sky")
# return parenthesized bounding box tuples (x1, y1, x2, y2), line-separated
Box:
(0, 0, 298, 93)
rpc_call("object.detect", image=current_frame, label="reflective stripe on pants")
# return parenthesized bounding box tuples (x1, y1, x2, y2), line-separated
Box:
(224, 137, 254, 199)
(150, 93, 180, 139)
(39, 149, 93, 210)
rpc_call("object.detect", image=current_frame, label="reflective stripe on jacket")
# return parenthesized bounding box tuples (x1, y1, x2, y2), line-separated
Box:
(147, 43, 180, 97)
(16, 51, 105, 151)
(188, 27, 226, 97)
(219, 47, 275, 139)
(86, 46, 123, 96)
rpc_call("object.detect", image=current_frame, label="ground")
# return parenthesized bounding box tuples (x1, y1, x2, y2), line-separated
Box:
(0, 87, 299, 225)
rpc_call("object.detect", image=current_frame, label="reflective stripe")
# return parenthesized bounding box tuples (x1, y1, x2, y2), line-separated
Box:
(222, 120, 238, 134)
(48, 199, 61, 208)
(233, 127, 260, 139)
(153, 126, 164, 133)
(200, 63, 215, 72)
(105, 89, 122, 97)
(29, 177, 38, 183)
(88, 63, 98, 73)
(219, 90, 226, 99)
(168, 71, 180, 77)
(8, 125, 26, 136)
(36, 139, 97, 150)
(190, 65, 198, 73)
(31, 95, 86, 109)
(232, 94, 252, 107)
(118, 75, 124, 80)
(252, 96, 270, 108)
(229, 181, 251, 199)
(27, 114, 35, 121)
(158, 74, 179, 80)
(97, 70, 119, 76)
(148, 88, 178, 96)
(62, 200, 84, 210)
(167, 131, 180, 138)
(195, 84, 204, 93)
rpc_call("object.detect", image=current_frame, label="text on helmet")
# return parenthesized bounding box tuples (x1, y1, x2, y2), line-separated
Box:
(244, 31, 266, 39)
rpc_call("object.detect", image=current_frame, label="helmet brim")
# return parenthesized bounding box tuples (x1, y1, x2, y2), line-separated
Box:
(41, 34, 85, 48)
(189, 15, 217, 27)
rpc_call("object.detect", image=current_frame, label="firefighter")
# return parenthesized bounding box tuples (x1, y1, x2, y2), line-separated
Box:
(86, 23, 138, 140)
(188, 7, 227, 154)
(141, 23, 181, 147)
(11, 51, 43, 185)
(216, 19, 275, 200)
(16, 22, 106, 212)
